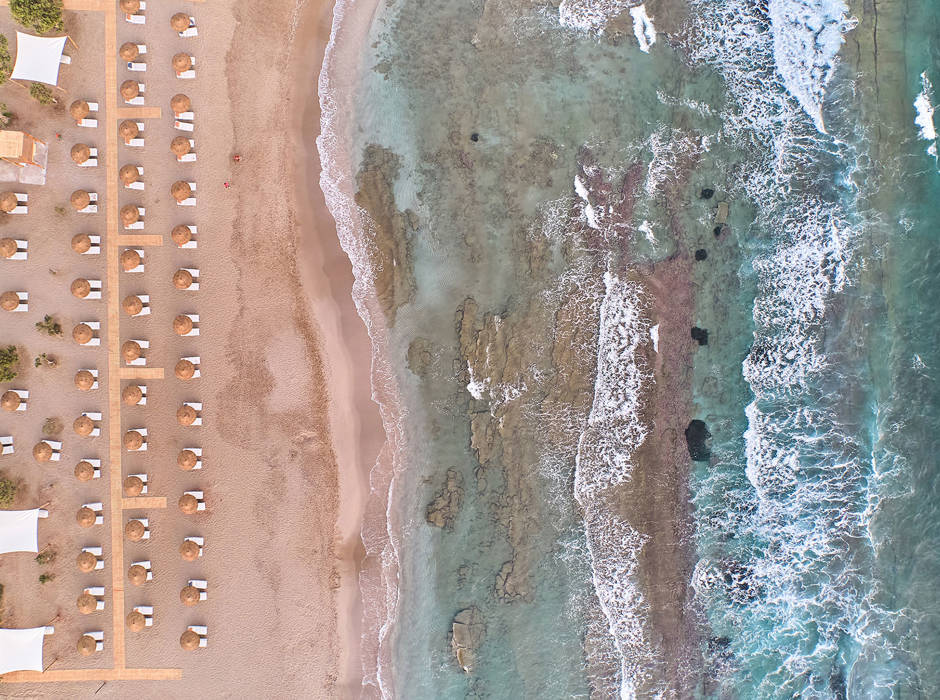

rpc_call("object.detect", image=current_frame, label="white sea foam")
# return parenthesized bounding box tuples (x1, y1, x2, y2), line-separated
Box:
(558, 0, 632, 34)
(914, 71, 938, 160)
(648, 323, 659, 353)
(629, 5, 656, 53)
(574, 175, 600, 229)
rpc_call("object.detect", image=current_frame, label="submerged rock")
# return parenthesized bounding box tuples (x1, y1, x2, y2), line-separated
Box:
(695, 248, 707, 261)
(451, 606, 485, 673)
(426, 468, 464, 529)
(691, 327, 709, 346)
(493, 559, 529, 603)
(407, 337, 433, 376)
(714, 200, 730, 225)
(684, 419, 712, 462)
(700, 187, 715, 199)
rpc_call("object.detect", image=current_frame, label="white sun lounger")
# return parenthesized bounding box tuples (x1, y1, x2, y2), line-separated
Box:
(83, 502, 104, 525)
(0, 436, 12, 455)
(79, 192, 98, 214)
(183, 314, 200, 336)
(130, 294, 151, 316)
(84, 586, 106, 609)
(178, 139, 196, 162)
(125, 207, 145, 230)
(79, 118, 98, 128)
(82, 235, 101, 254)
(7, 389, 27, 410)
(125, 2, 146, 25)
(184, 535, 204, 554)
(47, 440, 62, 461)
(188, 580, 208, 601)
(78, 148, 98, 167)
(82, 369, 99, 389)
(125, 83, 145, 105)
(128, 517, 150, 539)
(187, 625, 208, 647)
(182, 268, 200, 290)
(82, 411, 102, 437)
(82, 456, 102, 478)
(129, 384, 148, 405)
(183, 356, 202, 378)
(174, 120, 194, 132)
(184, 446, 203, 469)
(86, 631, 104, 651)
(178, 16, 198, 37)
(7, 291, 27, 311)
(127, 61, 146, 72)
(8, 193, 27, 214)
(184, 490, 206, 510)
(82, 320, 101, 346)
(82, 546, 105, 570)
(178, 181, 197, 206)
(79, 279, 102, 300)
(125, 166, 145, 190)
(179, 225, 197, 248)
(133, 560, 153, 580)
(129, 473, 148, 494)
(183, 403, 203, 426)
(135, 605, 154, 625)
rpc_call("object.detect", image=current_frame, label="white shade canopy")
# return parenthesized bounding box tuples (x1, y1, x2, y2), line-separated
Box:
(11, 32, 67, 86)
(0, 509, 40, 554)
(0, 627, 46, 674)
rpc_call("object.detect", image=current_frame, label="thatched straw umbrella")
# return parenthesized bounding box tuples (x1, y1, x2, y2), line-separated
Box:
(125, 519, 146, 542)
(120, 248, 141, 271)
(70, 190, 90, 211)
(177, 404, 197, 426)
(76, 506, 96, 528)
(180, 539, 200, 561)
(122, 340, 142, 363)
(122, 384, 143, 405)
(76, 550, 97, 573)
(178, 493, 199, 514)
(71, 233, 92, 253)
(172, 53, 193, 73)
(1, 390, 20, 412)
(123, 430, 144, 451)
(77, 592, 97, 615)
(175, 359, 196, 380)
(122, 294, 143, 316)
(128, 564, 148, 586)
(171, 135, 192, 157)
(120, 0, 140, 12)
(120, 205, 140, 228)
(119, 42, 139, 61)
(75, 368, 97, 390)
(70, 99, 89, 121)
(0, 192, 17, 213)
(123, 475, 144, 497)
(171, 12, 191, 31)
(77, 634, 97, 656)
(70, 277, 91, 298)
(119, 164, 139, 185)
(180, 585, 200, 607)
(178, 449, 198, 470)
(173, 269, 194, 290)
(119, 119, 139, 143)
(126, 610, 146, 632)
(170, 180, 192, 202)
(0, 237, 16, 258)
(73, 415, 94, 437)
(120, 80, 140, 101)
(171, 224, 192, 247)
(173, 314, 193, 335)
(74, 460, 95, 481)
(70, 143, 91, 164)
(73, 323, 94, 344)
(33, 441, 53, 463)
(180, 630, 200, 651)
(171, 93, 191, 115)
(0, 291, 19, 311)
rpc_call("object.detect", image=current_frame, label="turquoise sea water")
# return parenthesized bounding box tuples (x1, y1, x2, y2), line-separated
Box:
(320, 0, 940, 696)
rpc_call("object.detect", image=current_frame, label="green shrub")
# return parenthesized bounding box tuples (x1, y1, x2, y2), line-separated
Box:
(10, 0, 63, 34)
(38, 573, 55, 584)
(0, 345, 16, 381)
(35, 315, 61, 336)
(34, 353, 56, 368)
(0, 36, 11, 85)
(0, 477, 15, 508)
(29, 82, 55, 105)
(34, 548, 55, 565)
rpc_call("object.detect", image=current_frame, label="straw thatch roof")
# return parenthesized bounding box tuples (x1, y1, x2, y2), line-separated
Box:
(70, 143, 91, 164)
(177, 449, 198, 470)
(177, 404, 197, 426)
(0, 237, 15, 258)
(120, 205, 140, 228)
(0, 291, 19, 311)
(120, 247, 141, 271)
(70, 277, 91, 298)
(119, 42, 139, 61)
(0, 192, 17, 212)
(171, 93, 191, 114)
(75, 369, 96, 390)
(119, 0, 140, 12)
(1, 390, 20, 412)
(122, 294, 143, 316)
(70, 100, 89, 121)
(119, 163, 139, 185)
(128, 564, 148, 586)
(170, 180, 192, 202)
(171, 224, 192, 247)
(33, 441, 52, 462)
(173, 269, 194, 290)
(180, 539, 200, 561)
(120, 80, 140, 101)
(70, 189, 90, 210)
(173, 314, 193, 335)
(172, 53, 192, 73)
(175, 359, 196, 380)
(73, 415, 94, 437)
(71, 232, 92, 253)
(77, 634, 96, 656)
(73, 323, 94, 344)
(74, 460, 95, 481)
(180, 629, 200, 651)
(180, 585, 200, 606)
(77, 592, 97, 615)
(123, 430, 144, 451)
(122, 384, 143, 405)
(171, 135, 191, 156)
(119, 119, 139, 142)
(76, 550, 97, 573)
(126, 610, 146, 632)
(123, 475, 144, 497)
(178, 493, 199, 514)
(125, 519, 146, 541)
(121, 340, 142, 362)
(76, 506, 96, 528)
(171, 12, 190, 31)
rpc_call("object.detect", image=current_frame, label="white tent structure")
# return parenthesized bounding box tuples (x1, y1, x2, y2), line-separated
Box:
(10, 32, 67, 86)
(0, 627, 49, 674)
(0, 509, 40, 554)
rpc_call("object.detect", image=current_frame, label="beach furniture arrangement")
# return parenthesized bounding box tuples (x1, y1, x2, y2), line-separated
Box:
(129, 560, 154, 585)
(76, 503, 103, 527)
(69, 190, 98, 214)
(77, 631, 104, 655)
(176, 357, 201, 379)
(71, 233, 101, 255)
(122, 383, 148, 406)
(70, 99, 99, 127)
(77, 587, 106, 614)
(77, 547, 105, 572)
(122, 293, 151, 317)
(0, 192, 27, 214)
(73, 412, 102, 438)
(180, 626, 208, 650)
(180, 536, 204, 559)
(1, 436, 13, 456)
(124, 428, 148, 452)
(172, 224, 197, 248)
(122, 0, 146, 24)
(0, 290, 27, 312)
(178, 447, 203, 471)
(122, 339, 149, 366)
(172, 12, 198, 37)
(173, 53, 195, 79)
(120, 119, 144, 147)
(1, 389, 28, 412)
(72, 321, 101, 346)
(124, 473, 148, 496)
(70, 143, 98, 167)
(179, 490, 205, 513)
(33, 440, 62, 463)
(125, 518, 150, 542)
(0, 237, 27, 260)
(74, 458, 101, 480)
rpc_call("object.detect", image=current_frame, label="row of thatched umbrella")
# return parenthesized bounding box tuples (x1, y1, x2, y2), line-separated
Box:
(70, 226, 191, 252)
(170, 180, 192, 202)
(70, 233, 94, 254)
(80, 627, 202, 650)
(33, 441, 55, 462)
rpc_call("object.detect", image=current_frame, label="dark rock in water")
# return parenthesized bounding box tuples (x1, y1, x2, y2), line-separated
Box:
(694, 248, 707, 261)
(451, 607, 485, 673)
(426, 468, 464, 529)
(700, 188, 715, 199)
(707, 636, 731, 653)
(829, 667, 847, 700)
(713, 225, 725, 238)
(691, 327, 709, 346)
(723, 560, 760, 603)
(685, 419, 711, 462)
(470, 133, 479, 142)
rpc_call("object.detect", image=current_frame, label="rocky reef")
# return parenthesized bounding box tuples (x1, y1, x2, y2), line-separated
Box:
(451, 606, 485, 673)
(425, 467, 464, 530)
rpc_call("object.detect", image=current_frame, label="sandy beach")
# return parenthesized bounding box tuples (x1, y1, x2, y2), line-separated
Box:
(0, 0, 378, 696)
